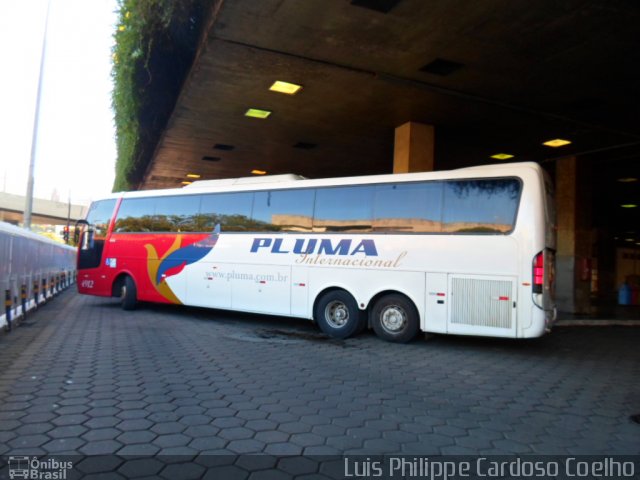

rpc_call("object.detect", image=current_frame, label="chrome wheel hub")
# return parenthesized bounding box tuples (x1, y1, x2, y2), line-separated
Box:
(381, 306, 407, 333)
(325, 301, 349, 328)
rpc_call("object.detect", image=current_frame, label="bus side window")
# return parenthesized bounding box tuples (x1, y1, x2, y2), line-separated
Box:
(373, 182, 443, 233)
(313, 186, 374, 233)
(442, 179, 521, 234)
(252, 189, 315, 232)
(115, 198, 156, 232)
(199, 192, 254, 232)
(153, 195, 201, 232)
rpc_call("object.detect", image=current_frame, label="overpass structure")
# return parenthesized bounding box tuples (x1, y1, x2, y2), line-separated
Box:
(0, 192, 88, 227)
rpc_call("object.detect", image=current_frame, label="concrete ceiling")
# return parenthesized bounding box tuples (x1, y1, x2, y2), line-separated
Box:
(138, 0, 639, 236)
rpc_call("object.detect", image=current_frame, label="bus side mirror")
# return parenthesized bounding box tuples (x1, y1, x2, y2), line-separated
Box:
(75, 219, 90, 250)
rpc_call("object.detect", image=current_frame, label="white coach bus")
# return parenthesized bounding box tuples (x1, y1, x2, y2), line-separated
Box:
(77, 161, 556, 342)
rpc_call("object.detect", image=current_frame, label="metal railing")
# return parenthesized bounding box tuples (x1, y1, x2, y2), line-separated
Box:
(0, 222, 76, 332)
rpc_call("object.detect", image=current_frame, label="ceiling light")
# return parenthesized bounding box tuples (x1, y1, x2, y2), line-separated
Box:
(543, 138, 571, 147)
(618, 177, 638, 183)
(186, 174, 201, 179)
(419, 58, 465, 76)
(293, 142, 317, 150)
(251, 169, 267, 175)
(350, 0, 402, 13)
(269, 81, 302, 95)
(245, 108, 271, 119)
(491, 153, 514, 160)
(181, 181, 192, 185)
(620, 204, 637, 208)
(213, 143, 235, 151)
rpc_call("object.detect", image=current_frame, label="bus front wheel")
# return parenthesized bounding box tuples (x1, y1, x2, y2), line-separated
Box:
(120, 276, 137, 311)
(371, 294, 419, 343)
(314, 290, 365, 339)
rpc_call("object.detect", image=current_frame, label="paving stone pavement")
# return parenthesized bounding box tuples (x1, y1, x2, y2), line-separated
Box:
(0, 290, 639, 478)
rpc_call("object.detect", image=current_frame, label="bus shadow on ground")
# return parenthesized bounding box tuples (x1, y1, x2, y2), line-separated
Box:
(91, 296, 613, 356)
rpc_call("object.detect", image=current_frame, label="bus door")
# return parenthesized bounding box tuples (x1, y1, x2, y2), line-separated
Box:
(76, 199, 117, 295)
(447, 274, 518, 337)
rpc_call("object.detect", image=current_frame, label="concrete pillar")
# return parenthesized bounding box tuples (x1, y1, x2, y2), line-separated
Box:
(556, 156, 592, 314)
(393, 122, 434, 173)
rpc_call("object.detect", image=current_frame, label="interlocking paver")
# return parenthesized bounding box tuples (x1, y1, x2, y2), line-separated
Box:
(116, 418, 153, 431)
(159, 463, 205, 480)
(202, 465, 249, 480)
(85, 416, 121, 429)
(76, 456, 123, 474)
(226, 438, 266, 453)
(116, 430, 157, 444)
(0, 290, 637, 475)
(117, 458, 165, 478)
(79, 439, 122, 455)
(48, 424, 88, 438)
(9, 434, 50, 448)
(42, 437, 86, 453)
(81, 427, 121, 442)
(153, 433, 192, 448)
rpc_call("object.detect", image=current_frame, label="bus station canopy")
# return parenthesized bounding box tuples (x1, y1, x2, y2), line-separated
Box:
(129, 0, 639, 235)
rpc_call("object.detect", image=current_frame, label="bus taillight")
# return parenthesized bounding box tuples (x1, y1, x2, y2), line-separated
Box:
(533, 251, 544, 294)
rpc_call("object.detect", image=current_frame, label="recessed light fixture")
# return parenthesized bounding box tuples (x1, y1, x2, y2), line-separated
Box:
(618, 177, 638, 183)
(350, 0, 402, 13)
(213, 143, 235, 151)
(419, 58, 465, 76)
(491, 153, 514, 160)
(245, 108, 272, 119)
(186, 173, 201, 179)
(202, 156, 221, 162)
(543, 138, 571, 147)
(251, 169, 267, 175)
(181, 181, 192, 185)
(621, 204, 637, 208)
(269, 81, 302, 95)
(293, 142, 317, 150)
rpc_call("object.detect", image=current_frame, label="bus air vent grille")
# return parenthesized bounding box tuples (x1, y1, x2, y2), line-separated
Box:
(451, 277, 513, 329)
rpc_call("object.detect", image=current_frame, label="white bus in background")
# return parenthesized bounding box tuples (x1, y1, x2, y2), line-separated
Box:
(77, 161, 556, 343)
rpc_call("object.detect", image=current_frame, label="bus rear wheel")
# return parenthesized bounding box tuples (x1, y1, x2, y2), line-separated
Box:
(371, 294, 419, 343)
(120, 276, 137, 311)
(314, 290, 365, 339)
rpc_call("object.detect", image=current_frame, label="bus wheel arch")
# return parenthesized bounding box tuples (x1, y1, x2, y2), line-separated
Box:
(112, 273, 137, 311)
(313, 288, 366, 339)
(370, 291, 420, 343)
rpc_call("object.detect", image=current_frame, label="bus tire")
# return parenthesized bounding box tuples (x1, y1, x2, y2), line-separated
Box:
(314, 290, 365, 339)
(120, 276, 137, 311)
(371, 294, 419, 343)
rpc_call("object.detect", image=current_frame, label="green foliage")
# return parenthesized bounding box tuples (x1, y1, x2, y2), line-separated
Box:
(111, 0, 209, 192)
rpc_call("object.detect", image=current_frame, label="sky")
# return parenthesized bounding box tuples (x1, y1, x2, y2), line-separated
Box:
(0, 0, 119, 207)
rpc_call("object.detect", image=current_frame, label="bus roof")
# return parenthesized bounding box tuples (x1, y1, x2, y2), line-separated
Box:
(106, 161, 543, 201)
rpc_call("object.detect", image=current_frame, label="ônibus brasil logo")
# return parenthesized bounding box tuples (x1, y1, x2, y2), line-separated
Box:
(7, 457, 73, 479)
